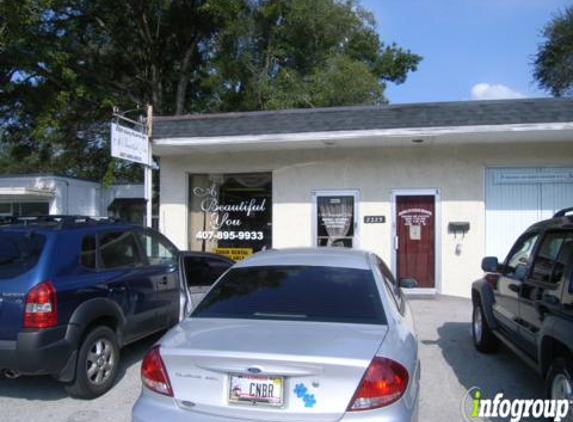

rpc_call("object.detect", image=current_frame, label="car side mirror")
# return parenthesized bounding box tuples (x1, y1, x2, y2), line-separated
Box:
(481, 257, 499, 272)
(399, 278, 419, 289)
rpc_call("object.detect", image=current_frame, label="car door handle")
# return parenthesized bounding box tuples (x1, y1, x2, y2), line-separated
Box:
(508, 283, 520, 293)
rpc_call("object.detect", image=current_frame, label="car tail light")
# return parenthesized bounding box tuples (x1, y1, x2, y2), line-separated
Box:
(347, 357, 409, 411)
(23, 281, 57, 329)
(141, 345, 173, 397)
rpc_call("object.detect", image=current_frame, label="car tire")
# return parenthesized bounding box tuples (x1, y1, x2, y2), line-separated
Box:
(65, 326, 120, 399)
(472, 300, 499, 353)
(546, 356, 573, 419)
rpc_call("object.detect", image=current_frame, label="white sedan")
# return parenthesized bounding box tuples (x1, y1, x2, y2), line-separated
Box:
(132, 248, 420, 422)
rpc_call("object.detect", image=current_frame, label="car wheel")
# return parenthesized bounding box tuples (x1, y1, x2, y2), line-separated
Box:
(65, 326, 120, 399)
(546, 357, 573, 422)
(472, 300, 499, 353)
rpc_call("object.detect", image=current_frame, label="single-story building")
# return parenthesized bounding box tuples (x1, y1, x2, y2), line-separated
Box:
(152, 98, 573, 297)
(0, 174, 145, 224)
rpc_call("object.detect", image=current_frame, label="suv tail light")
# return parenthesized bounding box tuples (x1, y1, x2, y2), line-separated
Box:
(23, 281, 57, 329)
(347, 357, 409, 411)
(141, 345, 173, 397)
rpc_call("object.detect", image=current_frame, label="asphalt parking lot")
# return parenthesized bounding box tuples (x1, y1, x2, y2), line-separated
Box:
(0, 295, 543, 422)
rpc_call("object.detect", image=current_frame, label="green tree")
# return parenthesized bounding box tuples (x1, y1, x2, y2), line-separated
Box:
(0, 0, 421, 180)
(533, 6, 573, 97)
(208, 0, 421, 110)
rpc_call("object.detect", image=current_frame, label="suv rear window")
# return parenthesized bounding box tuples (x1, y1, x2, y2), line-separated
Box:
(192, 265, 386, 325)
(0, 232, 46, 279)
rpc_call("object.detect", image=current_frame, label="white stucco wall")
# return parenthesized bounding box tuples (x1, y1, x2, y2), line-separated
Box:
(158, 140, 573, 298)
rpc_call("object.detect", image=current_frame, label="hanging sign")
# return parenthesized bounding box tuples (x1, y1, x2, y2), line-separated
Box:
(111, 122, 150, 165)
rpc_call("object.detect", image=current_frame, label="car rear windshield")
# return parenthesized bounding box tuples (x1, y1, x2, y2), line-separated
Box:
(192, 265, 386, 325)
(0, 232, 46, 279)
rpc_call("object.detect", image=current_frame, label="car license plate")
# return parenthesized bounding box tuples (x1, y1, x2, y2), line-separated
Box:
(228, 374, 284, 407)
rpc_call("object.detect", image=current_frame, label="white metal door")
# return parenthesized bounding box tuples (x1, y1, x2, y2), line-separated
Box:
(485, 167, 573, 259)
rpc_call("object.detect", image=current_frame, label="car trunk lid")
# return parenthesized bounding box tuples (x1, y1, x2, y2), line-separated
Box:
(160, 318, 388, 422)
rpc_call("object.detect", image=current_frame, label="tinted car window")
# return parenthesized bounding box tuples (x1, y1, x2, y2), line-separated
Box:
(0, 232, 46, 279)
(80, 235, 97, 269)
(506, 232, 539, 273)
(136, 232, 177, 266)
(99, 231, 142, 269)
(530, 232, 573, 284)
(192, 265, 386, 325)
(555, 239, 573, 287)
(185, 256, 232, 287)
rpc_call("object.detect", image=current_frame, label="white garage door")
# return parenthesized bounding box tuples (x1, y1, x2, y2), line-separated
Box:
(485, 167, 573, 259)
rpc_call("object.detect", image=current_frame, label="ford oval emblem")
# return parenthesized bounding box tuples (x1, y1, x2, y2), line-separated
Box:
(247, 366, 262, 374)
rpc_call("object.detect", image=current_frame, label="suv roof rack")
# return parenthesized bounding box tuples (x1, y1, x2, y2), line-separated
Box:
(0, 215, 125, 229)
(553, 207, 573, 218)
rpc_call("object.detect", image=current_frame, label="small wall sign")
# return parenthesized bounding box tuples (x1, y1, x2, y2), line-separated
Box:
(364, 216, 385, 224)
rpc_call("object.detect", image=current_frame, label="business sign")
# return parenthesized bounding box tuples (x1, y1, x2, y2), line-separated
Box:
(212, 247, 253, 261)
(188, 174, 273, 253)
(494, 170, 573, 184)
(111, 122, 150, 165)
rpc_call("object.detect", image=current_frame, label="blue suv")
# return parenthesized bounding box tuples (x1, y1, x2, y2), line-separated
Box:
(0, 216, 233, 398)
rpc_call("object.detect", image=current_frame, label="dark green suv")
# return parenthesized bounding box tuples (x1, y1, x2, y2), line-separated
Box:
(472, 207, 573, 403)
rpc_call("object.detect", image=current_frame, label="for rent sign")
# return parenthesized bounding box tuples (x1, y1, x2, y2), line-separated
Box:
(111, 122, 150, 165)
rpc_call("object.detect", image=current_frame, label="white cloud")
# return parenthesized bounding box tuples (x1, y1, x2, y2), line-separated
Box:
(470, 83, 526, 100)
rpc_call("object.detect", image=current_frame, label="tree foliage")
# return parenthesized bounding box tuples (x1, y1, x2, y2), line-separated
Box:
(0, 0, 421, 180)
(533, 6, 573, 97)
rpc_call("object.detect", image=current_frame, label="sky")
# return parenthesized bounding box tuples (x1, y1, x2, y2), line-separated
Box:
(360, 0, 572, 104)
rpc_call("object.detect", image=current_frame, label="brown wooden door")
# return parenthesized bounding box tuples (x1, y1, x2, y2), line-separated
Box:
(396, 195, 435, 288)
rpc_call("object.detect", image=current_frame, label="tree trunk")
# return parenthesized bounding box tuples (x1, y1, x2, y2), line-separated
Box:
(151, 63, 163, 115)
(175, 40, 198, 115)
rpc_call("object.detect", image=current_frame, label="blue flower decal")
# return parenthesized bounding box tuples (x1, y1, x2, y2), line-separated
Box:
(303, 394, 316, 408)
(293, 383, 317, 408)
(294, 383, 308, 398)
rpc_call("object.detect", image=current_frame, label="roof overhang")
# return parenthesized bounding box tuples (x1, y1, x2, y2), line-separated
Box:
(153, 122, 573, 156)
(0, 187, 55, 200)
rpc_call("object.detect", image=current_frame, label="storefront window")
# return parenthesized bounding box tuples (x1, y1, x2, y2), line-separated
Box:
(315, 193, 356, 248)
(188, 173, 272, 261)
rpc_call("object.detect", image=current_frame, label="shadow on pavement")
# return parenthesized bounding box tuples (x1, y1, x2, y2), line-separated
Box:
(425, 321, 544, 421)
(0, 332, 162, 401)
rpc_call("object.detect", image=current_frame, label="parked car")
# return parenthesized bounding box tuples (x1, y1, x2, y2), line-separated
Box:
(132, 248, 420, 422)
(471, 207, 573, 402)
(0, 216, 233, 399)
